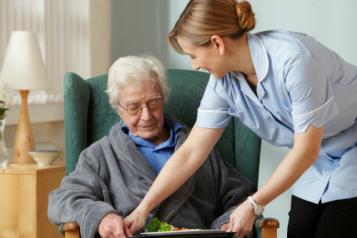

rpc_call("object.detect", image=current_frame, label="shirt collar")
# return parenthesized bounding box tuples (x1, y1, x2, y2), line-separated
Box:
(247, 33, 269, 83)
(121, 114, 183, 149)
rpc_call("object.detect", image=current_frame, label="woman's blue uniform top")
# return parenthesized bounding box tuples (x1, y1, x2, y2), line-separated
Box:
(196, 30, 357, 204)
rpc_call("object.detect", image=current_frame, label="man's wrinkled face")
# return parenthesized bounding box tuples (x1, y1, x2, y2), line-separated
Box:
(117, 79, 165, 143)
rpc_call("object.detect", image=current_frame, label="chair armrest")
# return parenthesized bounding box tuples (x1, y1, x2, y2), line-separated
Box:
(63, 222, 80, 238)
(254, 217, 279, 238)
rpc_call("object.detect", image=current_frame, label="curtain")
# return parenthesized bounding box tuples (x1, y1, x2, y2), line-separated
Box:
(0, 0, 92, 105)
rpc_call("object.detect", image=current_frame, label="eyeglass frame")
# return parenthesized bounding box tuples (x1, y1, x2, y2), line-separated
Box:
(118, 96, 164, 116)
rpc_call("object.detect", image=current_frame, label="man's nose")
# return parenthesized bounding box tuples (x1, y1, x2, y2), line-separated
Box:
(140, 106, 153, 120)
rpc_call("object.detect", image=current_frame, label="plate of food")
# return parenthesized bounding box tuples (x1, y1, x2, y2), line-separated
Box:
(134, 229, 235, 237)
(131, 218, 235, 238)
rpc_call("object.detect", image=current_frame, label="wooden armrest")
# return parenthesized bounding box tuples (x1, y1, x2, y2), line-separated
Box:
(256, 217, 280, 238)
(63, 222, 80, 238)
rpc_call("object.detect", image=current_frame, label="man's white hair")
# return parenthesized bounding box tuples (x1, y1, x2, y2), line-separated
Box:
(106, 55, 170, 110)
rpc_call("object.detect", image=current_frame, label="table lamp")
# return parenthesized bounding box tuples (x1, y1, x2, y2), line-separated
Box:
(1, 31, 47, 164)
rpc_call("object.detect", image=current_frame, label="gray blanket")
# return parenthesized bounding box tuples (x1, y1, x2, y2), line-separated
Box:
(48, 116, 256, 238)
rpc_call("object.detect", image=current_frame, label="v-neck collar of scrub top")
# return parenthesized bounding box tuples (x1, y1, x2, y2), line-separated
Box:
(234, 33, 270, 105)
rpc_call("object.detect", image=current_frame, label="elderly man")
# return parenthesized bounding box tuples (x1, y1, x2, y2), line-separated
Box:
(48, 55, 255, 238)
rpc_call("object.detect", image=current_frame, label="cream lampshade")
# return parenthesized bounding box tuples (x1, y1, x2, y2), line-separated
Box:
(1, 31, 47, 164)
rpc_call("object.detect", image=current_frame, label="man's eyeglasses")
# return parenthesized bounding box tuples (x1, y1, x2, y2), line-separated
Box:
(118, 97, 163, 116)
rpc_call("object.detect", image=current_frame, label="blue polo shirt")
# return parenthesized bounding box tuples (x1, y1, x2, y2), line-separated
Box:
(123, 116, 183, 175)
(196, 30, 357, 204)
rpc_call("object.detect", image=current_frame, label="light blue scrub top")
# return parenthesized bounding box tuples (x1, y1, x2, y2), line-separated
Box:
(196, 30, 357, 204)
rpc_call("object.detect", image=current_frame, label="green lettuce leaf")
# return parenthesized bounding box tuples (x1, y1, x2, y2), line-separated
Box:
(146, 217, 174, 232)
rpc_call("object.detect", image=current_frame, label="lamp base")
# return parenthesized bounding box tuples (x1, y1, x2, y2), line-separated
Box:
(12, 90, 35, 164)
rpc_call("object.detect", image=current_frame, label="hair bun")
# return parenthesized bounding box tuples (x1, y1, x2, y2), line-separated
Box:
(236, 1, 256, 32)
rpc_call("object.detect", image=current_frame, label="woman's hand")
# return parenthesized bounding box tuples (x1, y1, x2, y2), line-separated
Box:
(220, 223, 229, 231)
(124, 206, 150, 235)
(226, 200, 255, 237)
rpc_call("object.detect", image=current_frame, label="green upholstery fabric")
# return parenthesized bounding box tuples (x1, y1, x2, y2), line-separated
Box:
(64, 69, 261, 183)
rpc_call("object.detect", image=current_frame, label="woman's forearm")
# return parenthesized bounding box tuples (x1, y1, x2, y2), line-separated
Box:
(138, 126, 225, 213)
(138, 146, 204, 212)
(253, 125, 324, 205)
(253, 147, 316, 205)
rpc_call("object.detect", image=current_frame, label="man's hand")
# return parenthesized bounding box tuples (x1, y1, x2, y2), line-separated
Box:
(226, 200, 255, 238)
(98, 213, 132, 238)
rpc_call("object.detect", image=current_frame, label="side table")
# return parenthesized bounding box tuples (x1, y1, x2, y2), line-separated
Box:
(0, 163, 65, 238)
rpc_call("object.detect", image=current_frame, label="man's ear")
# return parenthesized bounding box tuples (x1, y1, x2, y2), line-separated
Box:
(117, 108, 124, 119)
(210, 35, 225, 55)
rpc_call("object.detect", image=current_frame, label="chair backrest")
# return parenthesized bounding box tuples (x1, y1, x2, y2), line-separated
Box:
(64, 69, 261, 183)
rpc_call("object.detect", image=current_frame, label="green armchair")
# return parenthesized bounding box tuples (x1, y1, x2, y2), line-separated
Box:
(62, 69, 279, 238)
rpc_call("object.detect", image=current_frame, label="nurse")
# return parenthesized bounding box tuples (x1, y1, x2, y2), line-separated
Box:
(125, 0, 357, 237)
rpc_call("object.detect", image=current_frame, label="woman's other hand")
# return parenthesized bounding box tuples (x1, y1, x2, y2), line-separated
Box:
(124, 207, 149, 235)
(220, 223, 229, 231)
(226, 200, 255, 237)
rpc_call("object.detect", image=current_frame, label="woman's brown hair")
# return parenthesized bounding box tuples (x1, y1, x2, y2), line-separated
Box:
(168, 0, 256, 53)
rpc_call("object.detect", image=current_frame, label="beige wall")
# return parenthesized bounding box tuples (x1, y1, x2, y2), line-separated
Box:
(90, 0, 111, 76)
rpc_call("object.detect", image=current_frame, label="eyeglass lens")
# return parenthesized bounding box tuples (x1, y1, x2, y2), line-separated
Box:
(125, 98, 162, 115)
